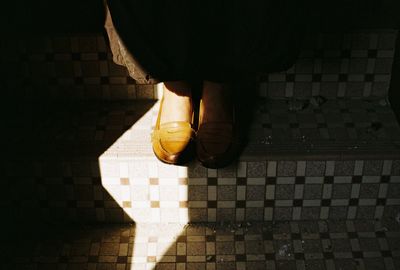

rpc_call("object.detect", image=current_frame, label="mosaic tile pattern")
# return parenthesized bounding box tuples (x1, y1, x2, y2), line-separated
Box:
(4, 98, 400, 223)
(259, 30, 398, 99)
(5, 220, 400, 270)
(6, 158, 400, 223)
(1, 30, 397, 100)
(5, 98, 400, 156)
(248, 97, 400, 151)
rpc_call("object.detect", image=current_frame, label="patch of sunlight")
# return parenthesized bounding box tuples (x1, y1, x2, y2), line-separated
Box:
(98, 83, 188, 269)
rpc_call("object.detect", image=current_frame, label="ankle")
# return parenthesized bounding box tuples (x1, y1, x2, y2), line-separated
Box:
(160, 81, 193, 124)
(200, 81, 233, 124)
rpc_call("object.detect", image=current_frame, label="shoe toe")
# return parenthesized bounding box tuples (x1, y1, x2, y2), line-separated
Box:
(160, 139, 191, 155)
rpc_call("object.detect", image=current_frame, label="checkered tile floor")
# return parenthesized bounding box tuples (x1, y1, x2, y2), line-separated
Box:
(5, 96, 400, 159)
(4, 219, 400, 270)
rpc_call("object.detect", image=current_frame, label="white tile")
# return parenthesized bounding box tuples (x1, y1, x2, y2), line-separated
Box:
(296, 161, 306, 176)
(151, 208, 160, 223)
(247, 178, 265, 185)
(351, 184, 360, 198)
(160, 208, 179, 223)
(218, 178, 236, 185)
(208, 168, 217, 177)
(236, 208, 245, 222)
(160, 201, 179, 208)
(178, 186, 188, 201)
(382, 160, 392, 175)
(208, 209, 216, 222)
(208, 186, 217, 200)
(267, 161, 277, 177)
(178, 166, 188, 178)
(378, 183, 388, 198)
(354, 160, 364, 175)
(149, 186, 159, 201)
(237, 186, 246, 200)
(179, 208, 189, 224)
(264, 208, 273, 221)
(265, 185, 275, 200)
(326, 161, 335, 176)
(131, 201, 151, 208)
(237, 162, 247, 177)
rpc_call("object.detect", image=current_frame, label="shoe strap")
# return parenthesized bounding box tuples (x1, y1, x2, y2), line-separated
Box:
(153, 121, 195, 141)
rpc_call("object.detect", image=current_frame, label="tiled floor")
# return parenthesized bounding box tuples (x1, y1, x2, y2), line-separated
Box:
(4, 98, 400, 224)
(5, 97, 400, 158)
(2, 30, 398, 100)
(4, 219, 400, 270)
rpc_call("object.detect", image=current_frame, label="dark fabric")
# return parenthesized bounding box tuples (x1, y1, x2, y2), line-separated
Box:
(106, 0, 306, 83)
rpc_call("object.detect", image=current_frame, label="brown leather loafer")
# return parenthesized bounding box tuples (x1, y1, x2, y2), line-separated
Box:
(196, 101, 240, 169)
(151, 98, 196, 165)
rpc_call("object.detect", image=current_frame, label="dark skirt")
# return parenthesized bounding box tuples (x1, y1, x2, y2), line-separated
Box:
(104, 0, 306, 84)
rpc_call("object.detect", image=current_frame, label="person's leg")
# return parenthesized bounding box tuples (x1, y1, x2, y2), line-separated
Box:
(161, 81, 193, 124)
(199, 81, 232, 124)
(152, 80, 195, 165)
(196, 80, 239, 168)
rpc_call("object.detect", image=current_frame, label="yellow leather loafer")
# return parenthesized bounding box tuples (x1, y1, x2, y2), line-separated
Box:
(151, 98, 196, 165)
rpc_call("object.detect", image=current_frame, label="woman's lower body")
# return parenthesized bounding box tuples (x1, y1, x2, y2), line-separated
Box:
(104, 0, 306, 168)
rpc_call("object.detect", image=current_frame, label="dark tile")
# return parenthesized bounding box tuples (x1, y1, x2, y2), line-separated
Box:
(332, 184, 351, 199)
(246, 262, 267, 270)
(334, 259, 359, 270)
(359, 184, 379, 199)
(216, 262, 235, 270)
(359, 238, 380, 252)
(304, 184, 323, 199)
(245, 240, 265, 254)
(247, 161, 266, 177)
(217, 164, 236, 177)
(277, 161, 297, 176)
(329, 206, 348, 220)
(187, 242, 205, 256)
(276, 261, 296, 270)
(303, 260, 326, 270)
(356, 206, 376, 219)
(387, 237, 400, 251)
(391, 160, 400, 175)
(364, 258, 385, 270)
(306, 161, 326, 176)
(187, 263, 206, 270)
(245, 208, 264, 221)
(155, 263, 175, 270)
(326, 220, 347, 232)
(215, 241, 235, 255)
(188, 186, 207, 201)
(217, 185, 236, 201)
(331, 239, 351, 252)
(189, 209, 207, 222)
(334, 161, 354, 176)
(274, 208, 292, 221)
(363, 160, 383, 176)
(216, 208, 235, 222)
(99, 242, 119, 256)
(187, 161, 207, 177)
(301, 207, 320, 220)
(275, 185, 295, 200)
(353, 220, 376, 232)
(388, 183, 400, 198)
(298, 221, 320, 234)
(302, 239, 322, 253)
(246, 185, 265, 200)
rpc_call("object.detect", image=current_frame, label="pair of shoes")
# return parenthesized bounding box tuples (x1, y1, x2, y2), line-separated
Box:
(196, 99, 240, 169)
(151, 96, 196, 165)
(151, 89, 239, 168)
